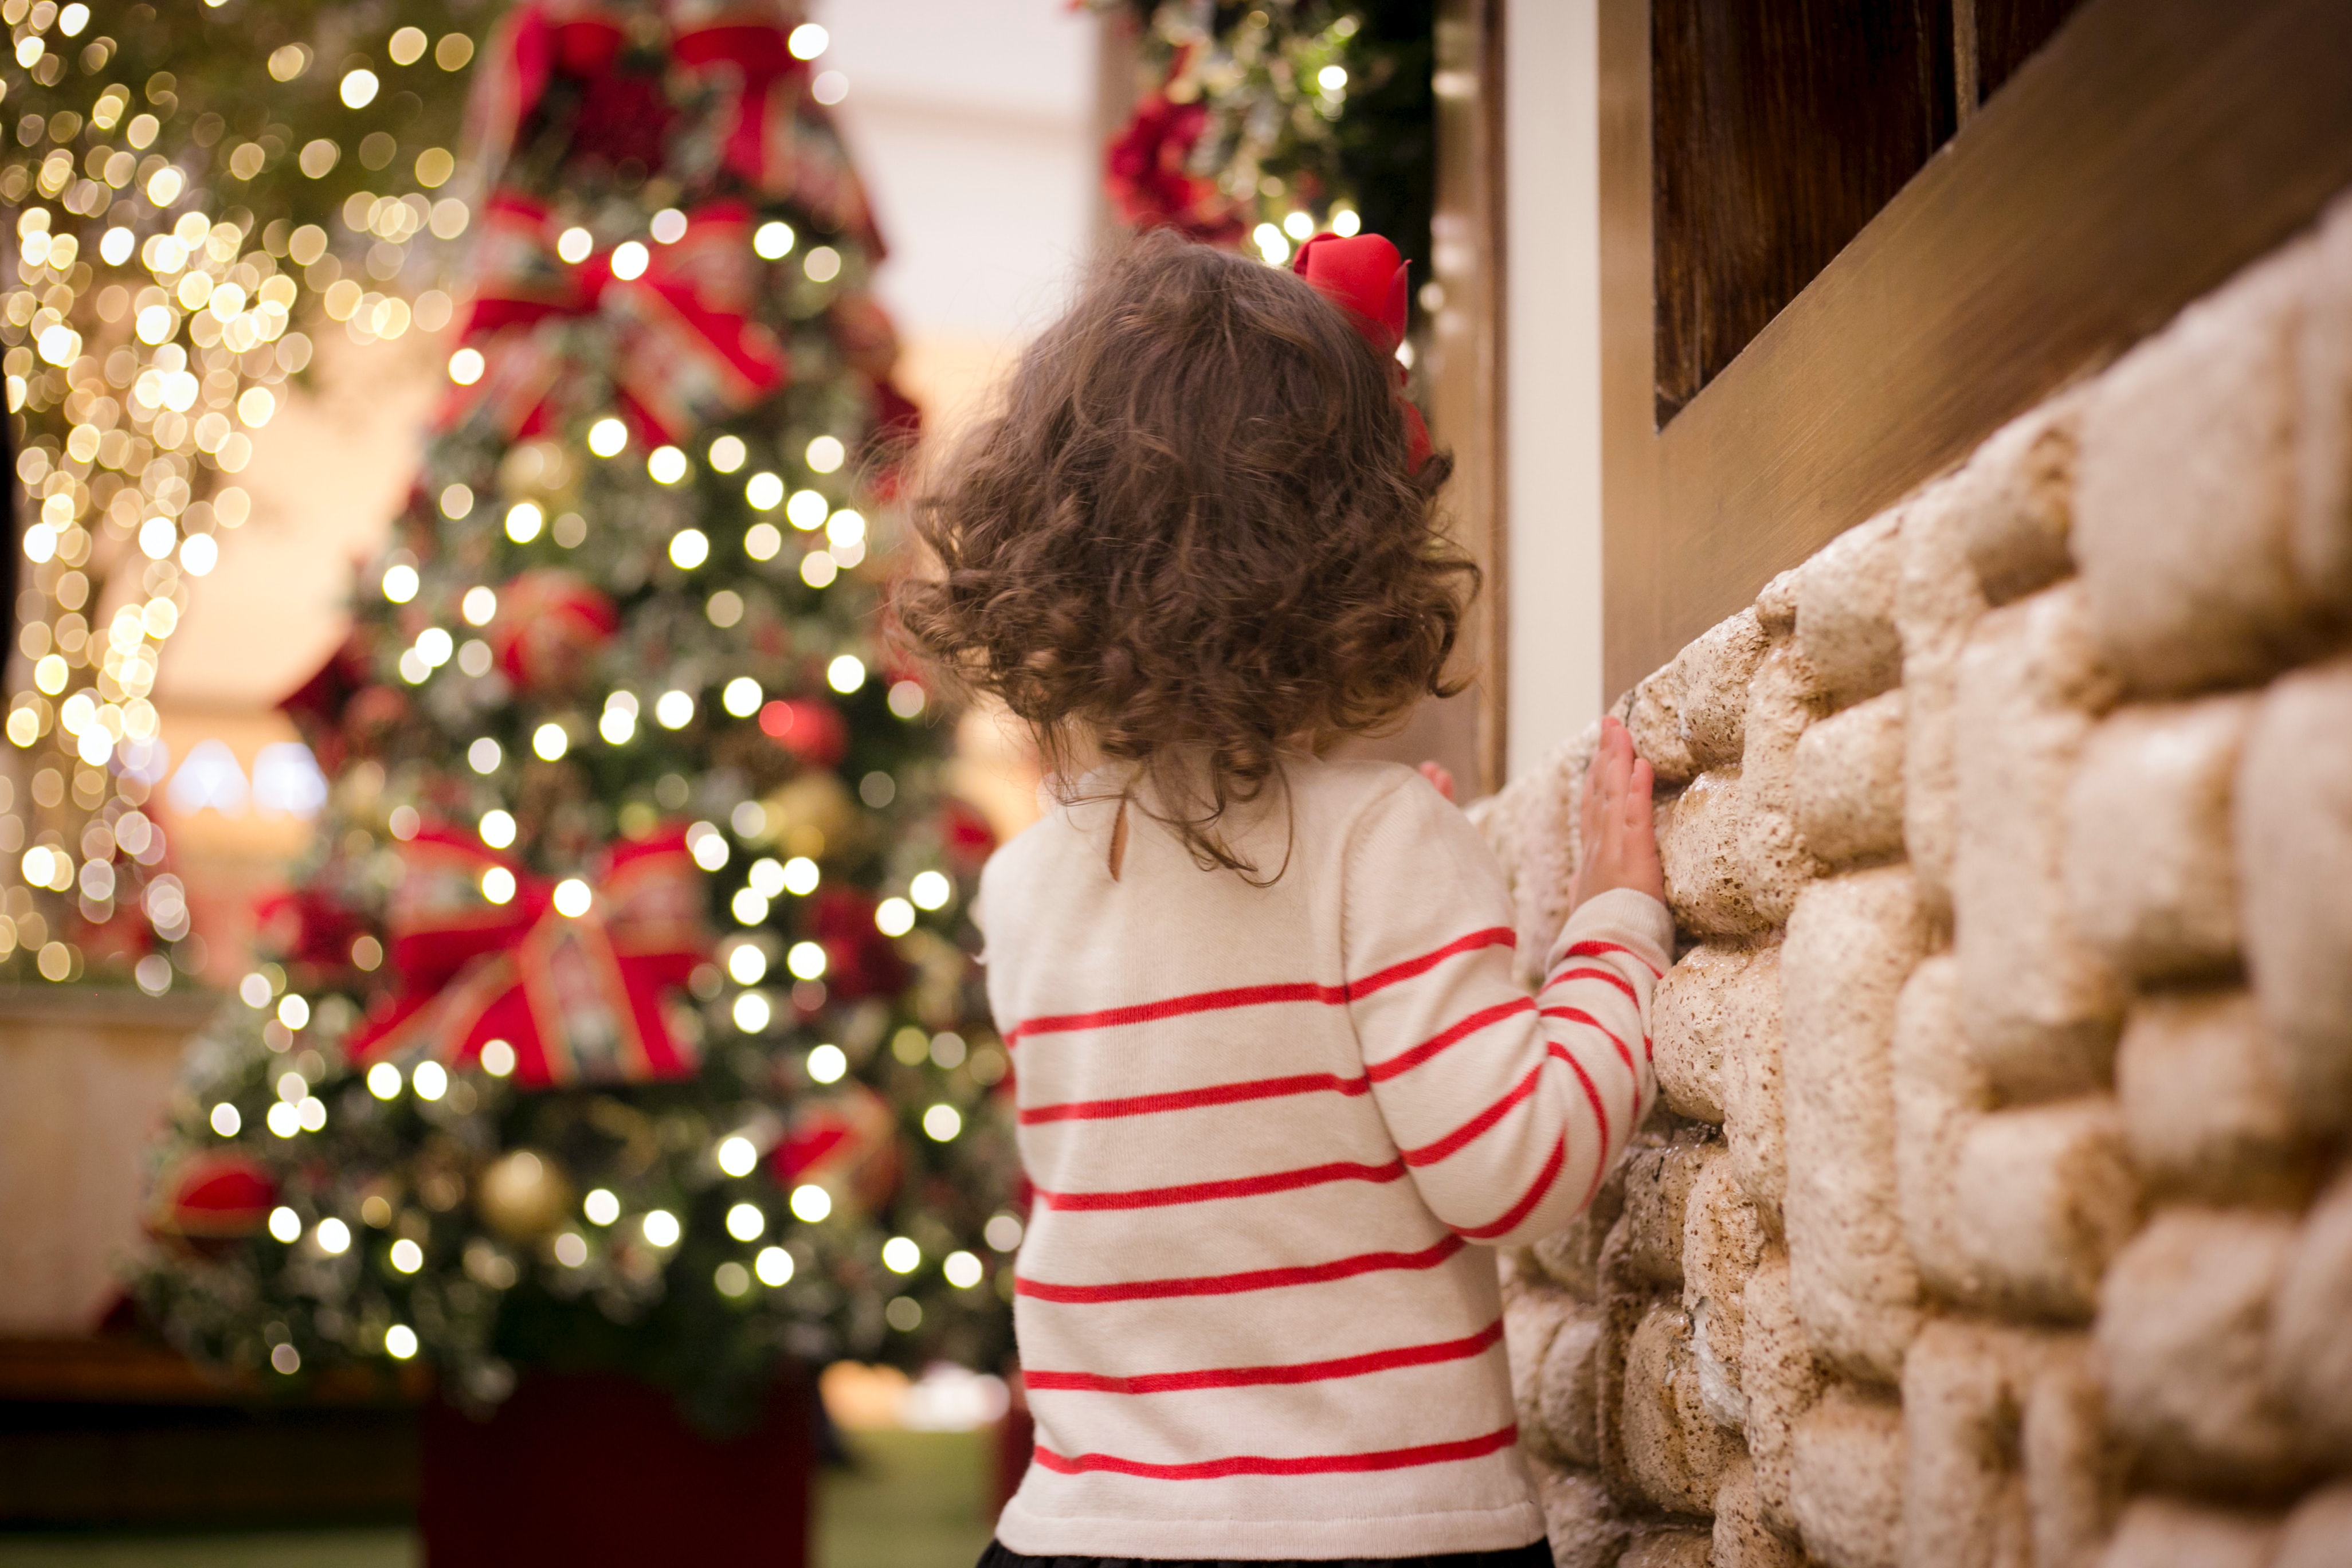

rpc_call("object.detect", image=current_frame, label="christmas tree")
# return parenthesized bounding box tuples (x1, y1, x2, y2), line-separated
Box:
(133, 0, 1017, 1432)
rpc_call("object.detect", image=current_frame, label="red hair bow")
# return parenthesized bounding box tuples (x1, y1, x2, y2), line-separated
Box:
(1292, 232, 1434, 471)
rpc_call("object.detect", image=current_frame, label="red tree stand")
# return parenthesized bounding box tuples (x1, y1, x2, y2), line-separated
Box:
(419, 1373, 812, 1567)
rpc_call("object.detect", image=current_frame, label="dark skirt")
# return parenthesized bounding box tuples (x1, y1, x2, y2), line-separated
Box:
(976, 1539, 1553, 1568)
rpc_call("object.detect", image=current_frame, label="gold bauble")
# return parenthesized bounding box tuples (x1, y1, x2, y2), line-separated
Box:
(759, 770, 861, 860)
(475, 1148, 573, 1243)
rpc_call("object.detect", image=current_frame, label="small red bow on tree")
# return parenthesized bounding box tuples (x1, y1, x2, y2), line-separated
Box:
(441, 194, 789, 446)
(345, 825, 711, 1089)
(1291, 232, 1434, 472)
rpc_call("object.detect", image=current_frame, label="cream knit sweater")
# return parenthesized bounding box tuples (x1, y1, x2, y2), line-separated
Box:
(976, 756, 1672, 1561)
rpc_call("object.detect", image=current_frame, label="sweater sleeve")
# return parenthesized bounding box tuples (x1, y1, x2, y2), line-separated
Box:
(1340, 774, 1673, 1247)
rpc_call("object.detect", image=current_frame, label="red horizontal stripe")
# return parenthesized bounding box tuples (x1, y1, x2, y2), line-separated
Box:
(1456, 1138, 1568, 1241)
(1402, 1060, 1542, 1167)
(1021, 1071, 1369, 1126)
(1366, 996, 1534, 1083)
(1032, 1423, 1519, 1480)
(1350, 927, 1516, 998)
(1024, 1319, 1505, 1395)
(1003, 928, 1513, 1047)
(1017, 1234, 1465, 1303)
(1034, 1159, 1405, 1212)
(1563, 938, 1663, 978)
(1545, 962, 1638, 1005)
(1540, 1005, 1635, 1076)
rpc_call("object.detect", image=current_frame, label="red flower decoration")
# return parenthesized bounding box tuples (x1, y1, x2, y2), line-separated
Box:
(1104, 92, 1246, 246)
(759, 698, 849, 770)
(257, 887, 364, 973)
(809, 886, 910, 1002)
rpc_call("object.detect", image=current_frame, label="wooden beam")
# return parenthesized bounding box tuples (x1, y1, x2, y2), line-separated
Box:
(1601, 0, 2352, 694)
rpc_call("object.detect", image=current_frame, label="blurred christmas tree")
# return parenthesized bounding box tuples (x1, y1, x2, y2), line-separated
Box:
(131, 0, 1017, 1432)
(2, 0, 482, 991)
(1092, 0, 1433, 279)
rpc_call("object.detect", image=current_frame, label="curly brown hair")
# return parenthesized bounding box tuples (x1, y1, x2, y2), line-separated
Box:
(893, 229, 1475, 877)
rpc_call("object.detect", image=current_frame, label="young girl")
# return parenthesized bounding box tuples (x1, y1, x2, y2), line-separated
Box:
(899, 230, 1667, 1567)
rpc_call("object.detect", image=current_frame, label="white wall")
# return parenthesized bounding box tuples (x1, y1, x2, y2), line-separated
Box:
(1503, 0, 1605, 775)
(814, 0, 1100, 429)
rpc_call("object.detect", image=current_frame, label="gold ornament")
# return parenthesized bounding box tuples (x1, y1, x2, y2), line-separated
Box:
(759, 771, 861, 860)
(475, 1148, 574, 1242)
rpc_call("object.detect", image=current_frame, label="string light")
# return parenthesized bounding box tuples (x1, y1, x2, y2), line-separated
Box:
(806, 1044, 846, 1083)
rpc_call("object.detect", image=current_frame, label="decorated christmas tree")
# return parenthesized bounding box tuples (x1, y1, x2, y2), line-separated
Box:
(132, 0, 1017, 1432)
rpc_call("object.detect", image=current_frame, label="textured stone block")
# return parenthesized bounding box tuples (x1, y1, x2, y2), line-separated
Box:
(2098, 1498, 2279, 1568)
(1903, 1319, 2042, 1568)
(2022, 1338, 2123, 1568)
(1659, 770, 1766, 939)
(1529, 1460, 1632, 1568)
(1652, 946, 1750, 1123)
(1756, 564, 1801, 637)
(1470, 722, 1602, 990)
(2095, 1208, 2307, 1495)
(1508, 1288, 1577, 1465)
(1950, 396, 2081, 606)
(1603, 1139, 1714, 1293)
(1792, 1383, 1906, 1568)
(1737, 645, 1826, 927)
(1628, 657, 1702, 787)
(1741, 1251, 1824, 1539)
(1620, 1527, 1713, 1568)
(1720, 946, 1789, 1221)
(1538, 1302, 1608, 1468)
(1794, 511, 1906, 709)
(1894, 957, 1985, 1303)
(1953, 584, 2127, 1100)
(1792, 689, 1907, 868)
(2269, 1170, 2352, 1462)
(2065, 696, 2252, 982)
(1714, 1457, 1806, 1568)
(1896, 477, 1993, 922)
(1528, 1158, 1627, 1300)
(2115, 990, 2310, 1206)
(2276, 1483, 2352, 1568)
(1683, 1152, 1770, 1432)
(1781, 867, 1931, 1381)
(2237, 658, 2352, 1132)
(1619, 1298, 1746, 1516)
(1947, 1098, 2142, 1322)
(2076, 238, 2333, 696)
(1677, 607, 1771, 770)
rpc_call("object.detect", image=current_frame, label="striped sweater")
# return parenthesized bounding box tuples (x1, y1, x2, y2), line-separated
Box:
(975, 756, 1673, 1561)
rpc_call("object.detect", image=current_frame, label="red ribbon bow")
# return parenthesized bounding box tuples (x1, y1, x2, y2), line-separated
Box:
(1292, 232, 1434, 472)
(345, 824, 711, 1089)
(440, 193, 789, 446)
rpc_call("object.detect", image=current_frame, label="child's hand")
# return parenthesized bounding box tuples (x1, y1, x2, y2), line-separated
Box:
(1569, 715, 1663, 910)
(1417, 761, 1457, 802)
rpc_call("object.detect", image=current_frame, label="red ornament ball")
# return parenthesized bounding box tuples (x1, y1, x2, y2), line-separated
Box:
(491, 570, 620, 693)
(759, 697, 848, 769)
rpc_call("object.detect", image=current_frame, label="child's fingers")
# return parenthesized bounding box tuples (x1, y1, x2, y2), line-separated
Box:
(1624, 758, 1655, 829)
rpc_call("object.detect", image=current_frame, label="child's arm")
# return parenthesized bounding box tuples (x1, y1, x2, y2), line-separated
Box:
(1345, 719, 1669, 1246)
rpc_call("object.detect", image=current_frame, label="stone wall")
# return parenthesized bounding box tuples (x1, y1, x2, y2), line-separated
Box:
(1469, 199, 2352, 1567)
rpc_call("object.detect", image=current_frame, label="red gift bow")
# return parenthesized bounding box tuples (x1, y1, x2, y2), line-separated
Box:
(345, 825, 711, 1089)
(1291, 232, 1434, 472)
(441, 192, 789, 446)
